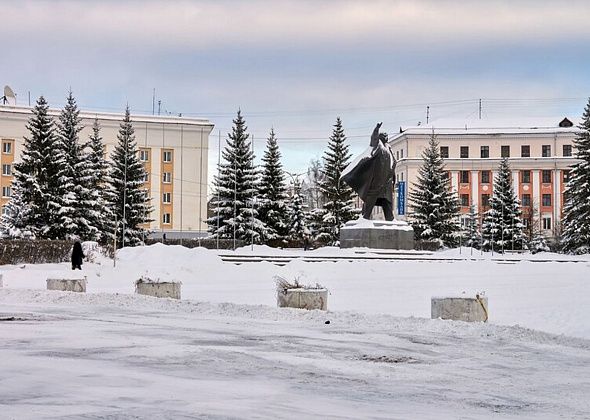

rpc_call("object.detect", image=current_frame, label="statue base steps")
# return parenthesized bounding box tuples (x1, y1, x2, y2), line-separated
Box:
(339, 218, 414, 250)
(431, 296, 488, 322)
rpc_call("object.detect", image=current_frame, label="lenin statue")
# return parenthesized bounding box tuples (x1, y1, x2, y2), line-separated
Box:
(341, 122, 396, 220)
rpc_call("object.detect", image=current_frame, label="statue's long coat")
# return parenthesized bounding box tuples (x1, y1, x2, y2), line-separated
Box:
(341, 129, 396, 206)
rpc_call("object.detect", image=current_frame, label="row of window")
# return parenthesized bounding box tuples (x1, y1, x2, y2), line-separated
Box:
(142, 172, 173, 183)
(441, 144, 573, 159)
(461, 214, 553, 230)
(460, 193, 554, 208)
(455, 169, 570, 185)
(139, 149, 173, 162)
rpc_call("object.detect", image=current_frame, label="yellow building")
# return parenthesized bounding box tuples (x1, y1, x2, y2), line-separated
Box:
(0, 105, 213, 238)
(389, 118, 580, 237)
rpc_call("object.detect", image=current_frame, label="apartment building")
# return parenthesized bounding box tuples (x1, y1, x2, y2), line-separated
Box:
(389, 118, 580, 237)
(0, 105, 214, 237)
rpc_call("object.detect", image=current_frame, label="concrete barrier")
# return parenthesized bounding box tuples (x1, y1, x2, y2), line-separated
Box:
(46, 278, 87, 293)
(277, 288, 328, 311)
(431, 295, 488, 322)
(135, 281, 181, 299)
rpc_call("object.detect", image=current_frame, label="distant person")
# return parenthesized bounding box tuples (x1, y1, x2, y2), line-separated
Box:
(71, 240, 85, 270)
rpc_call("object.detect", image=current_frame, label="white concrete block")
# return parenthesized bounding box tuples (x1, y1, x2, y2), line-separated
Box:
(135, 281, 181, 299)
(431, 295, 488, 322)
(277, 288, 328, 311)
(46, 278, 87, 293)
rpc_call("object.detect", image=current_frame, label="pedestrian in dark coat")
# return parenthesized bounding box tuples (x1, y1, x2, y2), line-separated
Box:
(71, 241, 85, 270)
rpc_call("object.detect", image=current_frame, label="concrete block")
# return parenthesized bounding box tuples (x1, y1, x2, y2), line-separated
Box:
(135, 281, 181, 299)
(277, 288, 328, 311)
(46, 278, 87, 293)
(340, 218, 414, 249)
(431, 295, 488, 322)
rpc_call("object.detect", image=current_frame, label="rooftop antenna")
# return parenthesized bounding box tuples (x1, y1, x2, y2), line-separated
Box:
(1, 85, 16, 105)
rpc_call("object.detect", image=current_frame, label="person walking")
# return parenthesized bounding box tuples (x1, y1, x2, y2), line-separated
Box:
(71, 240, 85, 270)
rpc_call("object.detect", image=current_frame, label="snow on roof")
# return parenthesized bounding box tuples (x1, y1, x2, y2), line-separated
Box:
(0, 104, 213, 127)
(390, 116, 580, 142)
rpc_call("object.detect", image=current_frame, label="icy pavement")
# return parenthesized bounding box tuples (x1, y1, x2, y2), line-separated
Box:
(1, 289, 589, 419)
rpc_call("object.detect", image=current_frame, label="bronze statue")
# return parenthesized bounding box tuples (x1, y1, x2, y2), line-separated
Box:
(341, 122, 396, 220)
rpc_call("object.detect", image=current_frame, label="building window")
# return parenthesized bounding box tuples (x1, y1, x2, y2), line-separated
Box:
(162, 192, 171, 203)
(2, 164, 11, 176)
(542, 194, 552, 207)
(163, 150, 173, 162)
(563, 170, 571, 183)
(521, 145, 530, 157)
(563, 144, 572, 157)
(460, 194, 469, 207)
(442, 171, 450, 183)
(542, 170, 552, 183)
(440, 146, 449, 159)
(522, 170, 531, 184)
(460, 146, 469, 158)
(139, 149, 149, 162)
(481, 194, 490, 207)
(400, 149, 404, 158)
(1, 206, 6, 216)
(460, 171, 469, 183)
(2, 142, 12, 154)
(501, 145, 510, 158)
(142, 173, 149, 183)
(1, 186, 11, 197)
(481, 170, 490, 184)
(162, 213, 171, 224)
(480, 146, 489, 158)
(542, 217, 552, 230)
(162, 172, 172, 183)
(521, 194, 531, 207)
(542, 145, 551, 157)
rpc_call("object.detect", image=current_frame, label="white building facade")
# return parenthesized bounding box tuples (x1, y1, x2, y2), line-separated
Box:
(0, 105, 213, 237)
(388, 118, 580, 237)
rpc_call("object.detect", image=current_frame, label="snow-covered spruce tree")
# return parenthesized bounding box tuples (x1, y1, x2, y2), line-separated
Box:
(481, 158, 525, 251)
(287, 178, 309, 242)
(56, 91, 99, 240)
(257, 128, 288, 242)
(562, 98, 590, 254)
(105, 107, 152, 247)
(86, 118, 111, 242)
(464, 204, 481, 249)
(7, 96, 73, 238)
(0, 181, 34, 238)
(409, 133, 460, 247)
(207, 110, 264, 242)
(316, 117, 357, 245)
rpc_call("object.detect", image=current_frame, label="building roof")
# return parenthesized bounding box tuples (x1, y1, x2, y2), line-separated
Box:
(0, 104, 213, 127)
(389, 117, 580, 142)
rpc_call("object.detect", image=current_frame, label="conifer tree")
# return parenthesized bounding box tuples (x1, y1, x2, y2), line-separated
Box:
(56, 91, 98, 239)
(481, 158, 525, 251)
(287, 178, 309, 242)
(207, 110, 264, 242)
(105, 107, 151, 247)
(562, 98, 590, 254)
(6, 96, 72, 238)
(316, 117, 357, 244)
(465, 204, 481, 249)
(409, 133, 460, 247)
(0, 180, 33, 238)
(257, 128, 288, 242)
(86, 118, 110, 241)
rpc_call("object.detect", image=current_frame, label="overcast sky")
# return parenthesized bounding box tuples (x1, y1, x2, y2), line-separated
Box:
(3, 0, 590, 184)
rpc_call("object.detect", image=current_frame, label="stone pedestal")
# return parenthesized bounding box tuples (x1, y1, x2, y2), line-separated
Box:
(46, 278, 87, 293)
(339, 218, 414, 249)
(135, 281, 181, 299)
(277, 288, 328, 311)
(431, 295, 488, 322)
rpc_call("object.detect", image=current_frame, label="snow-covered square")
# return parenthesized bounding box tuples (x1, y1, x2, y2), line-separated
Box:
(1, 244, 589, 419)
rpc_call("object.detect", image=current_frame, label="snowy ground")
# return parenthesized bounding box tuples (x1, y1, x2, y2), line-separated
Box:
(1, 244, 590, 418)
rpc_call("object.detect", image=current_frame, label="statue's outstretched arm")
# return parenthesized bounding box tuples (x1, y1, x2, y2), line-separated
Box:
(370, 122, 382, 147)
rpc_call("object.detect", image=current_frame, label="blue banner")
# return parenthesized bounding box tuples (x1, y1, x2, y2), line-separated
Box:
(397, 181, 406, 215)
